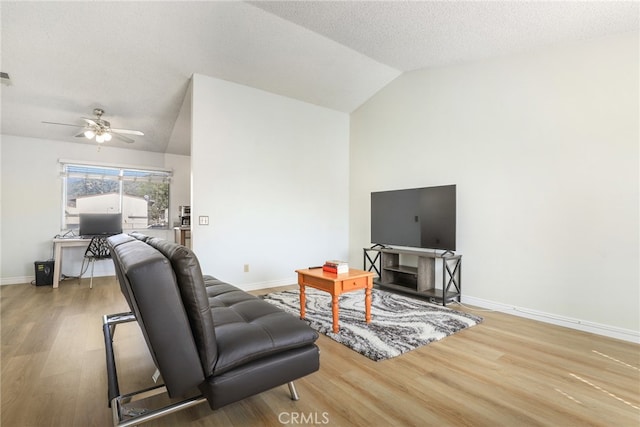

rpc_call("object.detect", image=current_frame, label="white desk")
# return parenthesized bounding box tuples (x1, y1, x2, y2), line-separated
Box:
(53, 238, 90, 288)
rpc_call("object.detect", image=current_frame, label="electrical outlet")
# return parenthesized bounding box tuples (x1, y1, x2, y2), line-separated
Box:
(244, 264, 250, 273)
(199, 216, 209, 225)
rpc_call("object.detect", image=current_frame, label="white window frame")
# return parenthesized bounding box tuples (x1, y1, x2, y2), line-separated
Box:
(59, 160, 172, 231)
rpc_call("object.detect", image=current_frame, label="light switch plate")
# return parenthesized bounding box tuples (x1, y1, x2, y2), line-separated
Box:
(199, 216, 209, 225)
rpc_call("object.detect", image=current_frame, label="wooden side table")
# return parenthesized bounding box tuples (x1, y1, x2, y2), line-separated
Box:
(295, 268, 375, 333)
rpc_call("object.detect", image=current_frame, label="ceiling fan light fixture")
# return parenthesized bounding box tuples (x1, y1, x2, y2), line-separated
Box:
(44, 108, 142, 144)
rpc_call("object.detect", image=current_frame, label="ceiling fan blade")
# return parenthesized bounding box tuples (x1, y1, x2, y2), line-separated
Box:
(111, 128, 144, 136)
(42, 121, 84, 128)
(113, 133, 135, 143)
(82, 118, 98, 126)
(74, 130, 87, 138)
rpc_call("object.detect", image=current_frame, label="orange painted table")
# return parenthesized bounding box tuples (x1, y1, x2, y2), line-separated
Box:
(295, 268, 375, 333)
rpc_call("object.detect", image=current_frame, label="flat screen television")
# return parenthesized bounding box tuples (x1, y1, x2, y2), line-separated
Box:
(79, 213, 123, 237)
(371, 185, 456, 251)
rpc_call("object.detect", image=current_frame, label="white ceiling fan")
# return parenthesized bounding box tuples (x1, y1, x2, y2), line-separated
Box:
(43, 108, 144, 143)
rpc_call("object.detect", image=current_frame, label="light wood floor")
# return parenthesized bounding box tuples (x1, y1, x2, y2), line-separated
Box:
(2, 277, 639, 426)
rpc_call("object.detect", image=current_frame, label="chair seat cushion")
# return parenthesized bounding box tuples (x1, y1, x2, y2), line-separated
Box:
(205, 281, 318, 375)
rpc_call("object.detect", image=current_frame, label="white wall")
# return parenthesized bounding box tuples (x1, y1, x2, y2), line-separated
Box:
(0, 135, 190, 284)
(191, 74, 349, 289)
(350, 32, 639, 339)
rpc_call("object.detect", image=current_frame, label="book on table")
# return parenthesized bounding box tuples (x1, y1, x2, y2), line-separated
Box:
(324, 260, 348, 268)
(323, 260, 349, 274)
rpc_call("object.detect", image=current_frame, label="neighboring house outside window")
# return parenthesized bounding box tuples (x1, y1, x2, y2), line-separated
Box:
(61, 162, 171, 231)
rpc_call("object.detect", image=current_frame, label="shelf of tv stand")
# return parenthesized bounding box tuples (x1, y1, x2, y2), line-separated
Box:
(374, 280, 460, 303)
(364, 246, 462, 306)
(383, 265, 418, 275)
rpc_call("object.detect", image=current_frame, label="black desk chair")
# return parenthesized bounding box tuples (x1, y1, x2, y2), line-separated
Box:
(83, 236, 111, 288)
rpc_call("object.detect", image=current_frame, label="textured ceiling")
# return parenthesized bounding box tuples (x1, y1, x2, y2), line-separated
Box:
(254, 1, 639, 71)
(1, 1, 638, 155)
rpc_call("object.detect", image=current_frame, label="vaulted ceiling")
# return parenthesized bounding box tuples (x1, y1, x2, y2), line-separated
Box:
(1, 1, 637, 155)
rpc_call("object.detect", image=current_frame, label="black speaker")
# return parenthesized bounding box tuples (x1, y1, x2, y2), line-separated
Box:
(34, 260, 54, 286)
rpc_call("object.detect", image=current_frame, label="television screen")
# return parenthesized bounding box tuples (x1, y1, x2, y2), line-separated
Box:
(79, 213, 123, 237)
(371, 185, 456, 251)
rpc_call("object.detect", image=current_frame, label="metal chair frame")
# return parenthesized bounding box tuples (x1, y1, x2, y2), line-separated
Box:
(102, 312, 300, 426)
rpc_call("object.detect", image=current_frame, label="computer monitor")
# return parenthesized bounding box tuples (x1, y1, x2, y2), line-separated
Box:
(78, 213, 123, 237)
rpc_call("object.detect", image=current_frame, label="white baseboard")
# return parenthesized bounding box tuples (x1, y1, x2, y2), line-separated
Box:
(9, 274, 633, 344)
(239, 276, 297, 293)
(462, 295, 640, 344)
(2, 275, 296, 290)
(1, 276, 34, 286)
(1, 272, 114, 286)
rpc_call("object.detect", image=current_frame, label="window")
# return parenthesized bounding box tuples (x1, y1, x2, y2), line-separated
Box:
(61, 162, 171, 231)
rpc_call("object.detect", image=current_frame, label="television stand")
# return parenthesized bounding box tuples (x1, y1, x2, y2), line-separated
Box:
(363, 247, 462, 306)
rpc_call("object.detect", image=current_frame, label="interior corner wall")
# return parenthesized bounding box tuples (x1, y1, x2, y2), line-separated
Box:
(190, 74, 349, 289)
(349, 32, 639, 335)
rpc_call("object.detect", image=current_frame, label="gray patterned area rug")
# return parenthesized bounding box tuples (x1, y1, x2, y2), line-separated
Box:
(262, 288, 482, 361)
